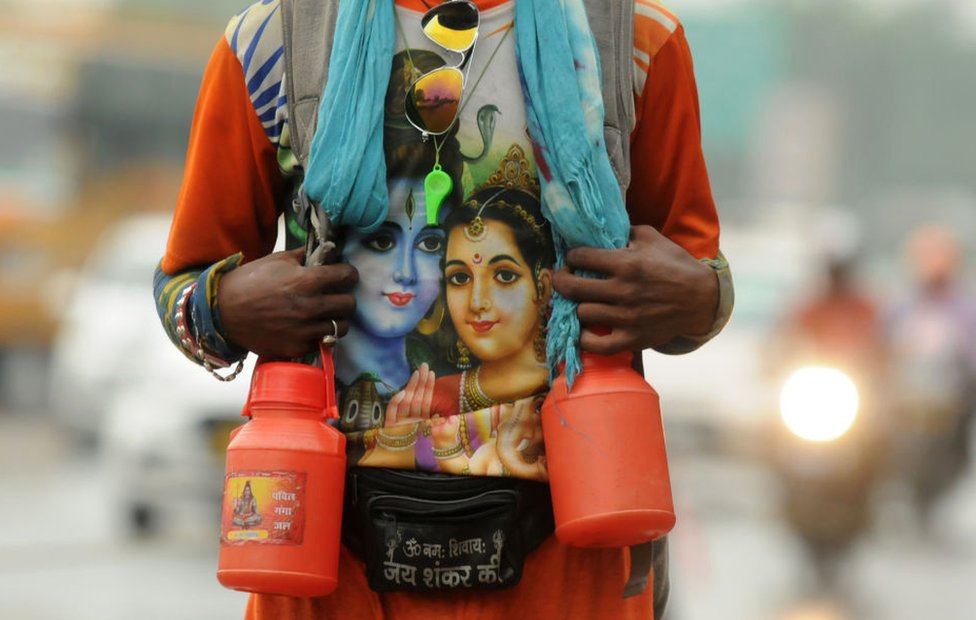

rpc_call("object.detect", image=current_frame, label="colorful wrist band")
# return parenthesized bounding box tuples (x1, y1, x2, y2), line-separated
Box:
(175, 282, 245, 381)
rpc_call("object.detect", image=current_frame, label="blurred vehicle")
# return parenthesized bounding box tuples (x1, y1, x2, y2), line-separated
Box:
(45, 209, 243, 535)
(99, 330, 252, 536)
(766, 244, 888, 587)
(61, 210, 283, 535)
(47, 211, 173, 442)
(0, 0, 247, 409)
(0, 215, 64, 349)
(644, 211, 891, 584)
(769, 362, 885, 586)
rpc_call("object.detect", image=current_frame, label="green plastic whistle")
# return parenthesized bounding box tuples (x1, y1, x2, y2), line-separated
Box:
(424, 165, 453, 226)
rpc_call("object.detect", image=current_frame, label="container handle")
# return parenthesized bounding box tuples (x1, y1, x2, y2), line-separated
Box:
(237, 341, 339, 420)
(319, 342, 339, 420)
(240, 357, 260, 419)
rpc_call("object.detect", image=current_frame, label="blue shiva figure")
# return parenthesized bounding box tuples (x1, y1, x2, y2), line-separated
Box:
(334, 48, 465, 432)
(335, 176, 452, 395)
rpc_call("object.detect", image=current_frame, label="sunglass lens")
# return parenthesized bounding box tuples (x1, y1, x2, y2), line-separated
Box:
(421, 1, 479, 52)
(405, 67, 463, 135)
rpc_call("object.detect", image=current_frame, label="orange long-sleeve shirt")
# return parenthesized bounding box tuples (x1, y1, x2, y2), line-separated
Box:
(161, 2, 720, 618)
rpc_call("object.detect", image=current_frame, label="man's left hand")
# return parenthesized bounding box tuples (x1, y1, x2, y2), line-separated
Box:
(551, 225, 718, 355)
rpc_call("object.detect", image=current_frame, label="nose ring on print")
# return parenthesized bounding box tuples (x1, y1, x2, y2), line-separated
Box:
(321, 319, 340, 347)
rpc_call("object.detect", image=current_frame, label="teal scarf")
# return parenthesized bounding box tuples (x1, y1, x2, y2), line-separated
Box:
(515, 0, 630, 385)
(304, 0, 394, 232)
(304, 0, 629, 386)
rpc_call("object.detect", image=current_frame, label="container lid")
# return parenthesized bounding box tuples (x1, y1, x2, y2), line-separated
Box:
(248, 362, 327, 411)
(241, 345, 340, 419)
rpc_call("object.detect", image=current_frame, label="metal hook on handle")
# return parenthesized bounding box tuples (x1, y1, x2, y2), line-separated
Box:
(321, 319, 340, 347)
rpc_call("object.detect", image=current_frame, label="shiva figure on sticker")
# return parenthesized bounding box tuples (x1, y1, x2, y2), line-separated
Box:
(368, 144, 555, 479)
(231, 480, 262, 529)
(335, 48, 464, 437)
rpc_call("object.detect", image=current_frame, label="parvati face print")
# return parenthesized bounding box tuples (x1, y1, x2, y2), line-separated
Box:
(444, 222, 546, 365)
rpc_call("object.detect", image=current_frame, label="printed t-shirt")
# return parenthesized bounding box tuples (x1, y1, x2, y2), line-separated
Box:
(160, 2, 718, 614)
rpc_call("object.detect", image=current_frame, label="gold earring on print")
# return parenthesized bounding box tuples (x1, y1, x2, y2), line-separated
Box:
(416, 296, 446, 336)
(456, 339, 472, 370)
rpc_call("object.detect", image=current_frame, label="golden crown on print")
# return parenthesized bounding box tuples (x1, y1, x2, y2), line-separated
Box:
(472, 143, 541, 198)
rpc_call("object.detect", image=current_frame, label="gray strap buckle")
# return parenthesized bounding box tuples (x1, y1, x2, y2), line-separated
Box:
(296, 185, 336, 266)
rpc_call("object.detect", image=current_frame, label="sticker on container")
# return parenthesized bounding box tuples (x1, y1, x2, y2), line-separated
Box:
(221, 471, 306, 545)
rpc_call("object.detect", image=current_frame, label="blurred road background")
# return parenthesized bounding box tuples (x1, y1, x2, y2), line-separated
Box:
(2, 0, 976, 618)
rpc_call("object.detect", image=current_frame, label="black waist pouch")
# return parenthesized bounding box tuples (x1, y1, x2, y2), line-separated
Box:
(342, 468, 554, 592)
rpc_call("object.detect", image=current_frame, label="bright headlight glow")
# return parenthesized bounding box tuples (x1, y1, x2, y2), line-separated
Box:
(779, 366, 859, 441)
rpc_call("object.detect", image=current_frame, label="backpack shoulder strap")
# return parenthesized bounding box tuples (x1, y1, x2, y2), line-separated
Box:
(584, 0, 636, 195)
(281, 0, 339, 171)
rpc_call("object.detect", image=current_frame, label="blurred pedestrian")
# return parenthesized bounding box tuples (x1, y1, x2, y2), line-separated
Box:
(887, 223, 976, 526)
(152, 1, 732, 618)
(774, 211, 886, 382)
(779, 254, 885, 377)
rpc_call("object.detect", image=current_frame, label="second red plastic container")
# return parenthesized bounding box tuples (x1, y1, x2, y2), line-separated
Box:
(541, 351, 675, 547)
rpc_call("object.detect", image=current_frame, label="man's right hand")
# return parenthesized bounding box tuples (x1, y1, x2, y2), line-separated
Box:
(217, 247, 358, 360)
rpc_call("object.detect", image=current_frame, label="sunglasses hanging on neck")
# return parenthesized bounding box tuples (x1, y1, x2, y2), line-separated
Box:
(402, 0, 480, 226)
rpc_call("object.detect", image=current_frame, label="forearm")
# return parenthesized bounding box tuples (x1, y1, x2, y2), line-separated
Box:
(626, 26, 731, 354)
(156, 30, 290, 367)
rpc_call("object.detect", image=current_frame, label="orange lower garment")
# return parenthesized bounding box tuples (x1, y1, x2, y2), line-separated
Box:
(245, 538, 654, 619)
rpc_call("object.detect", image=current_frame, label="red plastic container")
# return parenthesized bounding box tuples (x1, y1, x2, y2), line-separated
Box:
(541, 351, 675, 547)
(217, 347, 345, 597)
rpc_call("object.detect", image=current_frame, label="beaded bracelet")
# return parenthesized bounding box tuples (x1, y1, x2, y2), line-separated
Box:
(376, 426, 419, 451)
(175, 283, 245, 382)
(432, 441, 464, 460)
